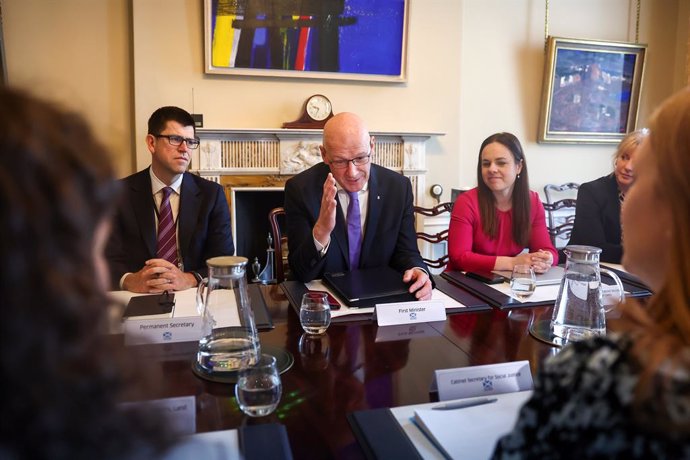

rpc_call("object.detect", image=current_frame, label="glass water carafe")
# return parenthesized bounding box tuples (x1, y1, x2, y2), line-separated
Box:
(196, 256, 260, 373)
(551, 245, 625, 341)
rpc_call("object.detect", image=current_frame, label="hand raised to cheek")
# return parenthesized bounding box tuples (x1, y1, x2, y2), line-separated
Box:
(313, 173, 338, 246)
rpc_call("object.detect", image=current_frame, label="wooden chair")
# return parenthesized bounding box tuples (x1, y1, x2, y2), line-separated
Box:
(543, 182, 579, 202)
(413, 202, 453, 270)
(542, 199, 577, 252)
(268, 207, 289, 283)
(543, 182, 579, 232)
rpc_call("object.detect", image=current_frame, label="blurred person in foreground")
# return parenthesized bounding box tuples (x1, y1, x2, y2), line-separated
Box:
(493, 89, 690, 457)
(568, 128, 648, 263)
(0, 89, 225, 459)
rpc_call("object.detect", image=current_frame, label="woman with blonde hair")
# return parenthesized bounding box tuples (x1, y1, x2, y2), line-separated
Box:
(493, 89, 690, 457)
(569, 128, 648, 263)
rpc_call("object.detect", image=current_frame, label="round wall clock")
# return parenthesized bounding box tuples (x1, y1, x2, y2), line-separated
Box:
(283, 94, 334, 129)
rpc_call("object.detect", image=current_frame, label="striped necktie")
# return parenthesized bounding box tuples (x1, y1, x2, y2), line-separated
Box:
(156, 187, 178, 266)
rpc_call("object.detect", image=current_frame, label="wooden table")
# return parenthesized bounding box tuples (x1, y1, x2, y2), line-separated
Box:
(121, 284, 557, 459)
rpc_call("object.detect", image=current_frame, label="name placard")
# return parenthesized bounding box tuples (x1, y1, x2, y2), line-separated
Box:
(376, 300, 446, 326)
(435, 360, 533, 401)
(121, 395, 196, 435)
(123, 316, 202, 346)
(601, 283, 625, 306)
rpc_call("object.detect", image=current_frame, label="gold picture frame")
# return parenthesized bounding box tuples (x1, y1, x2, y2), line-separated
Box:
(538, 36, 647, 144)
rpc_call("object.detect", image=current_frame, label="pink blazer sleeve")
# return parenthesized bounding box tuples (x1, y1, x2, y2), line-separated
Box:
(447, 191, 497, 273)
(528, 193, 558, 266)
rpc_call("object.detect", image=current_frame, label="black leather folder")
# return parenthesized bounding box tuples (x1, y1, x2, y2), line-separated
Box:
(441, 270, 553, 309)
(432, 276, 492, 313)
(323, 266, 416, 308)
(442, 268, 652, 310)
(347, 408, 422, 460)
(281, 281, 373, 323)
(239, 423, 293, 460)
(601, 265, 653, 294)
(248, 283, 274, 331)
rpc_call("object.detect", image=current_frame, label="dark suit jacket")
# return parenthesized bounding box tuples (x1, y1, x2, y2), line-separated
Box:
(568, 174, 622, 263)
(284, 162, 427, 282)
(106, 168, 234, 289)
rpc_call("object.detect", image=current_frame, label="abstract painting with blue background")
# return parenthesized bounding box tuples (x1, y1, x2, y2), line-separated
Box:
(210, 0, 405, 77)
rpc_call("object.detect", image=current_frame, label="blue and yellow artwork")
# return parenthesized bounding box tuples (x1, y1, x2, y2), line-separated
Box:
(208, 0, 407, 79)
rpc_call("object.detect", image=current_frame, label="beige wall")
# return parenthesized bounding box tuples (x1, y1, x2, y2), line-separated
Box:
(458, 0, 687, 193)
(2, 0, 134, 176)
(3, 0, 688, 204)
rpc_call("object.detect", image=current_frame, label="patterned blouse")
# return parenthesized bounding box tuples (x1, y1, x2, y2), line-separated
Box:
(492, 334, 690, 459)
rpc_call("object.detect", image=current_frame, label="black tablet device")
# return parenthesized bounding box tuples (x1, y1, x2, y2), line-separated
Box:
(122, 292, 175, 318)
(465, 270, 506, 285)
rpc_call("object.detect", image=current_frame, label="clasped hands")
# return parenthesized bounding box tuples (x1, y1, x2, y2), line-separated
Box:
(314, 173, 433, 301)
(123, 259, 197, 293)
(514, 250, 553, 274)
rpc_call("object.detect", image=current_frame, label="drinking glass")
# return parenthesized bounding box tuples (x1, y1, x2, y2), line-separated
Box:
(235, 354, 282, 417)
(300, 292, 331, 335)
(510, 264, 536, 300)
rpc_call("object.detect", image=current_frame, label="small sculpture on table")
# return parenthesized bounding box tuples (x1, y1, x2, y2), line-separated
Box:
(252, 233, 276, 284)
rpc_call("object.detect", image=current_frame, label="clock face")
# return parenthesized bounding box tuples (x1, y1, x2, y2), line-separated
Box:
(306, 95, 332, 121)
(431, 184, 443, 198)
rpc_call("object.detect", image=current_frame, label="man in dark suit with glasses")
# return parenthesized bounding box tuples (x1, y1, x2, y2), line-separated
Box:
(284, 112, 432, 300)
(106, 106, 234, 293)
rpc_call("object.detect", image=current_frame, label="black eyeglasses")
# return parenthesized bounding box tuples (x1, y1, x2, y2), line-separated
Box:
(329, 153, 371, 169)
(154, 134, 200, 149)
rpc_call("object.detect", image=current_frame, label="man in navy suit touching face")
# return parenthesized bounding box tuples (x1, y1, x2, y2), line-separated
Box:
(284, 112, 432, 300)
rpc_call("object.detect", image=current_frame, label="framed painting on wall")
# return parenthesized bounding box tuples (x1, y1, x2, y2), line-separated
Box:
(204, 0, 408, 82)
(538, 37, 647, 144)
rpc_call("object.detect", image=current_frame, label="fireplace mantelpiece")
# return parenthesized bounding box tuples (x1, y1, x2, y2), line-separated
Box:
(192, 128, 443, 201)
(190, 128, 444, 255)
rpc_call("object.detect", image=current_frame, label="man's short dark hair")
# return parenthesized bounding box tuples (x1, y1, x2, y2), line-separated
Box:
(147, 106, 195, 135)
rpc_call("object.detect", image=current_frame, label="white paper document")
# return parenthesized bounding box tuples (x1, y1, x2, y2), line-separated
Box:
(305, 280, 469, 319)
(491, 282, 562, 304)
(491, 280, 624, 305)
(390, 391, 533, 460)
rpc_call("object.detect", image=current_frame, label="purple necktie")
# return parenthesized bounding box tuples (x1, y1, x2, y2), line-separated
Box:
(347, 191, 362, 269)
(156, 187, 178, 266)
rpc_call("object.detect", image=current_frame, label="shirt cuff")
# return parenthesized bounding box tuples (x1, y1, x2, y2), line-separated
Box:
(313, 230, 330, 257)
(120, 273, 132, 290)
